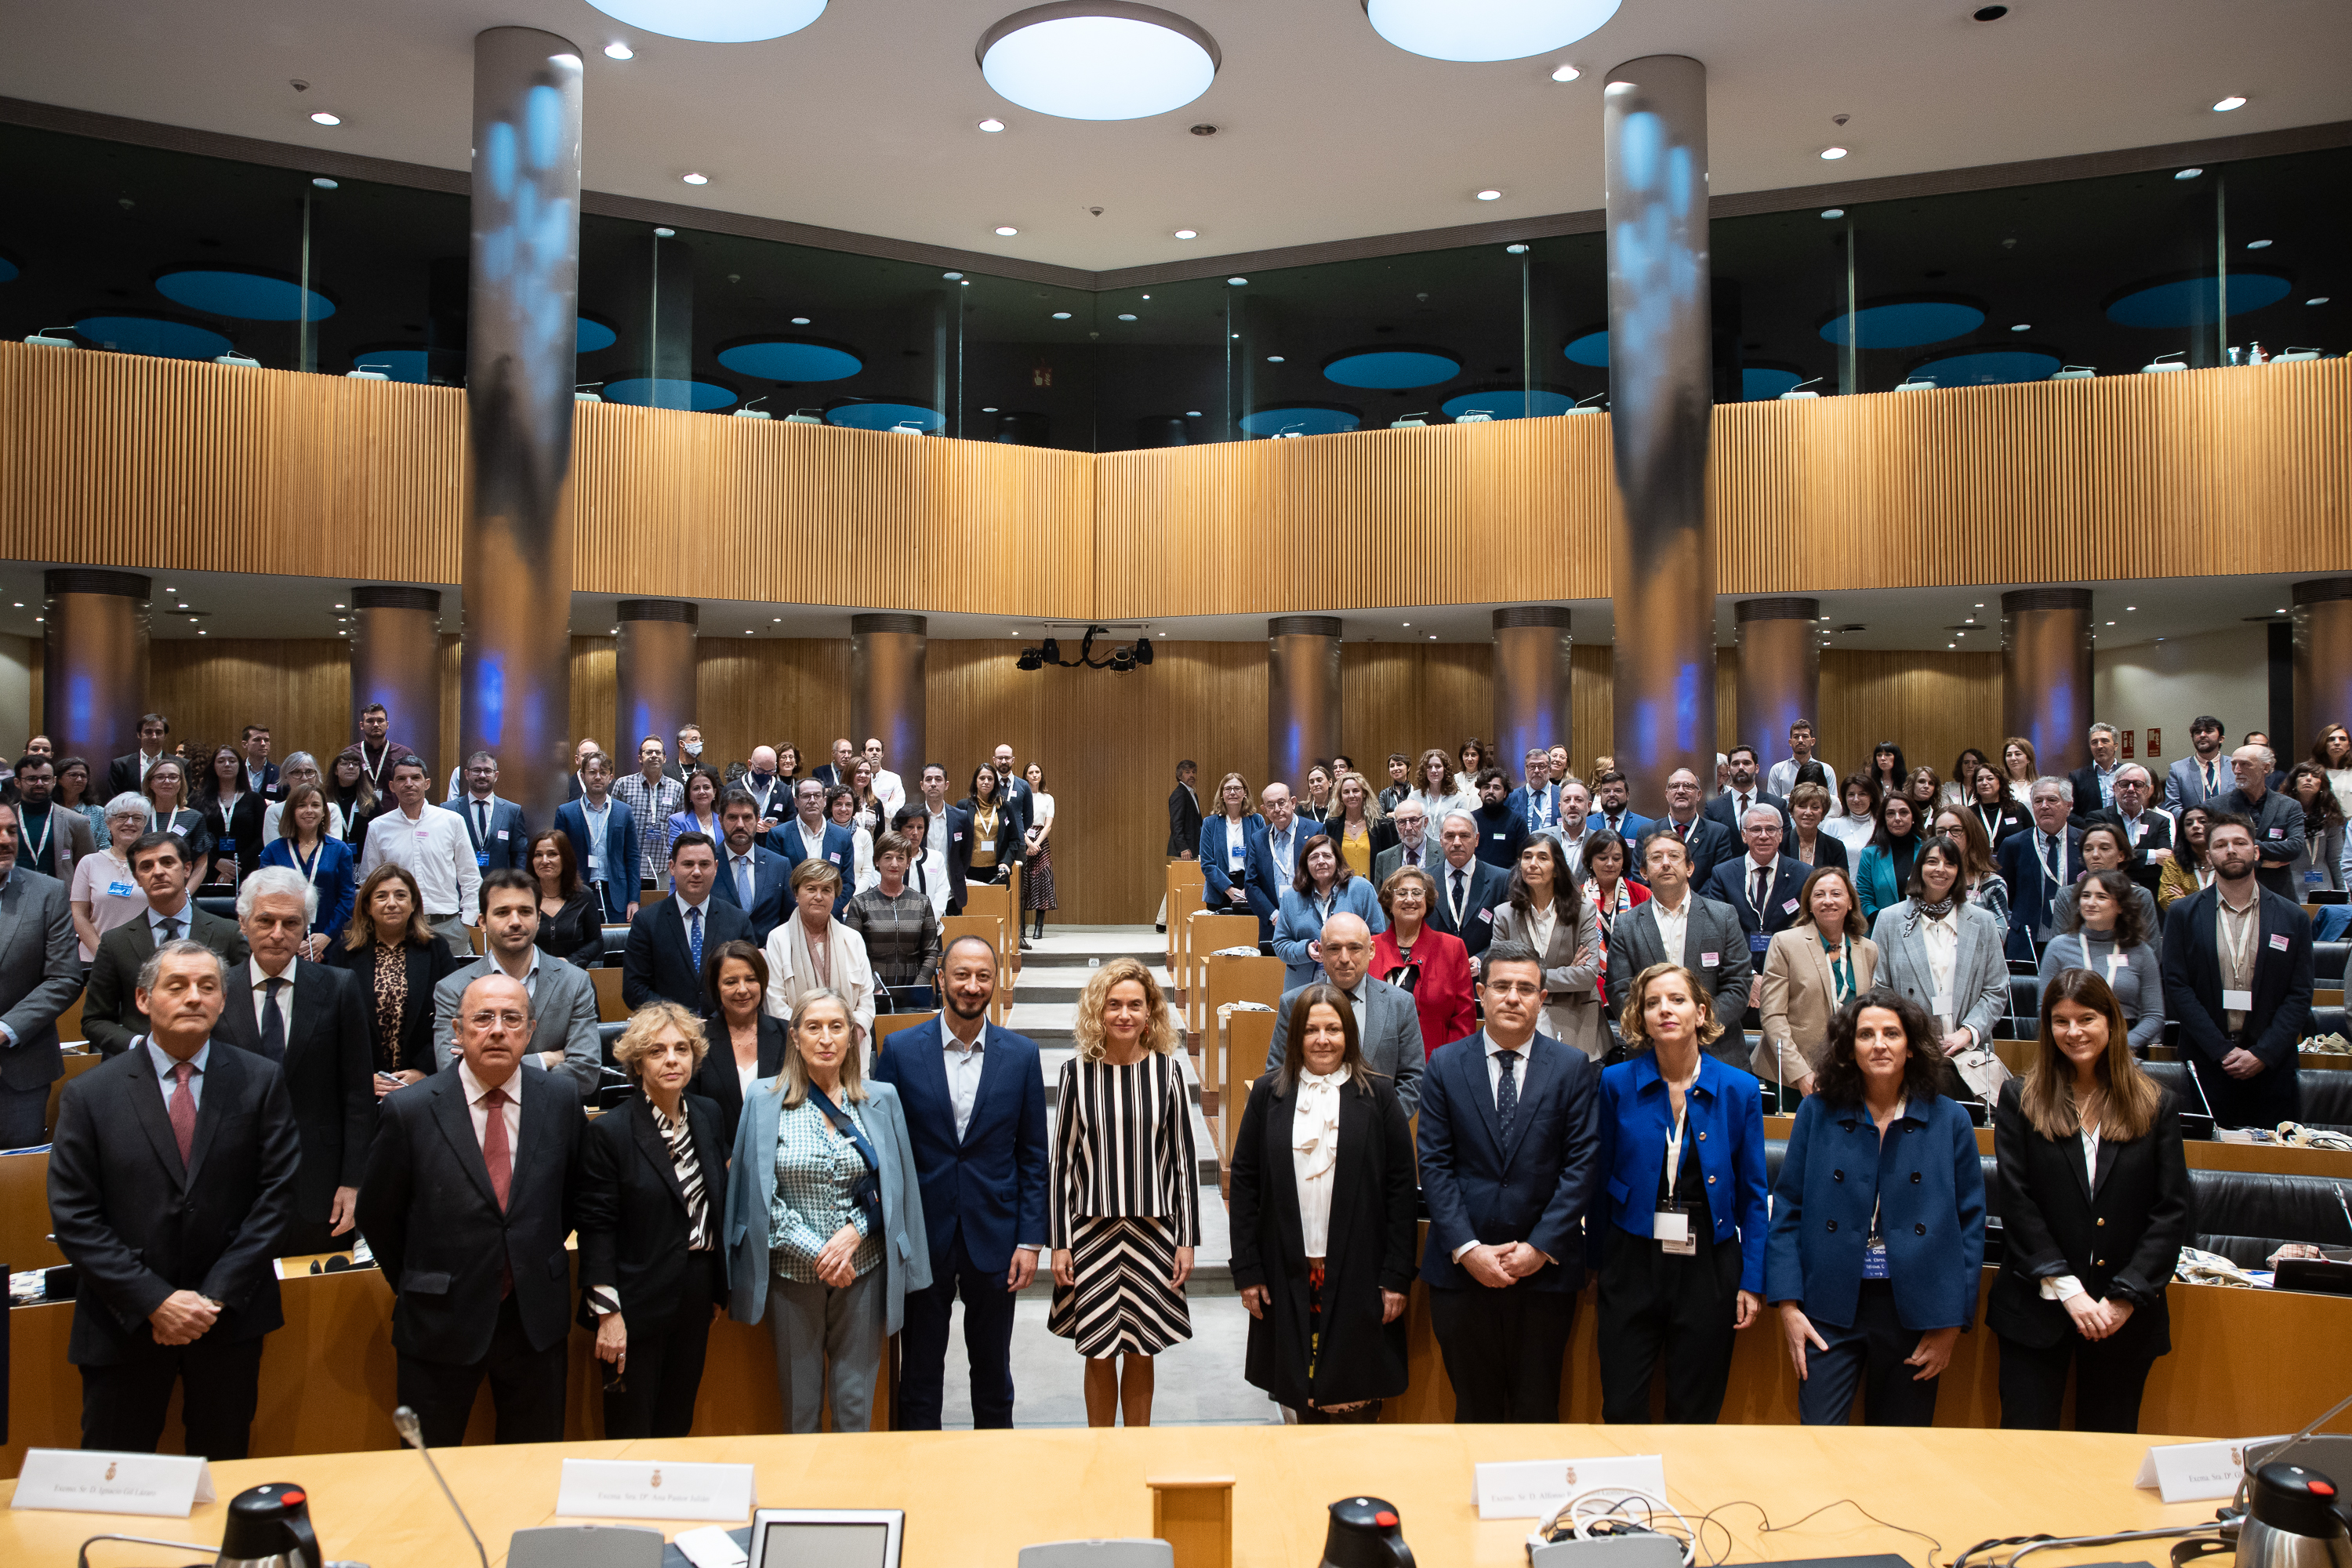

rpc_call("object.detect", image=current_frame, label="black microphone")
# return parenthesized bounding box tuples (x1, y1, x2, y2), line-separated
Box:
(393, 1404, 490, 1568)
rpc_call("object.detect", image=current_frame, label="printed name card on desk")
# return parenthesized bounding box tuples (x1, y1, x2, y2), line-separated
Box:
(2135, 1436, 2282, 1503)
(1472, 1455, 1667, 1521)
(557, 1458, 757, 1522)
(11, 1450, 215, 1516)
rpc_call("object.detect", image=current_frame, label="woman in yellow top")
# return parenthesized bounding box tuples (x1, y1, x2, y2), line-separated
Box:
(1324, 771, 1394, 880)
(960, 763, 1017, 886)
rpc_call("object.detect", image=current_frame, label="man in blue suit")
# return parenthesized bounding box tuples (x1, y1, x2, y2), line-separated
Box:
(622, 833, 749, 1011)
(1416, 941, 1600, 1422)
(552, 750, 639, 922)
(766, 778, 855, 920)
(1427, 811, 1512, 963)
(1586, 769, 1655, 845)
(452, 752, 529, 888)
(1994, 777, 2083, 962)
(873, 934, 1050, 1429)
(709, 789, 790, 943)
(1505, 747, 1560, 839)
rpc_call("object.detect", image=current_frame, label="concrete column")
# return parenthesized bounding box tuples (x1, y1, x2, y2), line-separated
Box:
(41, 569, 149, 765)
(1604, 55, 1715, 800)
(614, 601, 699, 763)
(2002, 588, 2093, 776)
(1733, 597, 1821, 768)
(1491, 608, 1573, 782)
(1267, 617, 1341, 794)
(351, 586, 445, 768)
(2292, 578, 2352, 755)
(460, 26, 584, 825)
(851, 614, 927, 783)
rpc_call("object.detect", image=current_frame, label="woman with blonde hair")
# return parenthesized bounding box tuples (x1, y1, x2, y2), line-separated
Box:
(1048, 956, 1200, 1426)
(723, 988, 927, 1434)
(1325, 770, 1392, 880)
(1757, 866, 1882, 1101)
(1199, 771, 1272, 937)
(579, 1001, 728, 1438)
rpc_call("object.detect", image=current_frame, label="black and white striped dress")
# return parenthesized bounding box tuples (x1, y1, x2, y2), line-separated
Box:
(1047, 1051, 1201, 1358)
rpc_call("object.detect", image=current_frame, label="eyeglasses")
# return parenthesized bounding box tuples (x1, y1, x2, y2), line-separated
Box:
(466, 1010, 528, 1029)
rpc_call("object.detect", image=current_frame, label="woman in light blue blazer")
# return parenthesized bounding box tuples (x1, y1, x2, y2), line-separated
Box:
(1198, 771, 1276, 938)
(1271, 833, 1385, 988)
(724, 986, 928, 1434)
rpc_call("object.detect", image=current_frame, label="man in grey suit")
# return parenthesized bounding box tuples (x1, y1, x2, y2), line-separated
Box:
(430, 869, 602, 1102)
(1262, 913, 1422, 1115)
(85, 832, 250, 1059)
(0, 798, 86, 1147)
(2163, 715, 2232, 814)
(1604, 831, 1752, 1069)
(1372, 800, 1441, 887)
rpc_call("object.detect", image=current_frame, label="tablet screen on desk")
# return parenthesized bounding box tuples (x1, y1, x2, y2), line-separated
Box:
(748, 1509, 903, 1568)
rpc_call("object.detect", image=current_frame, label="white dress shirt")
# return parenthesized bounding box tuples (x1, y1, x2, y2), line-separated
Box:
(942, 1022, 987, 1141)
(1650, 892, 1691, 969)
(1919, 908, 1960, 1019)
(870, 768, 906, 818)
(249, 955, 299, 1033)
(793, 818, 830, 862)
(2039, 1119, 2103, 1303)
(361, 803, 481, 923)
(1766, 757, 1836, 799)
(920, 810, 952, 916)
(579, 796, 615, 883)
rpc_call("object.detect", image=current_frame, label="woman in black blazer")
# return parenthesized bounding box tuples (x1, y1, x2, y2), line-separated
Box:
(579, 1000, 731, 1439)
(956, 764, 1022, 887)
(325, 862, 461, 1092)
(1965, 763, 2030, 846)
(1785, 782, 1851, 873)
(1229, 982, 1417, 1422)
(1990, 967, 2191, 1432)
(526, 829, 607, 970)
(688, 938, 791, 1147)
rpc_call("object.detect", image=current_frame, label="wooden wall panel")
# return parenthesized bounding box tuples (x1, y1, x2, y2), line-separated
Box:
(1814, 649, 2005, 790)
(143, 639, 349, 776)
(1339, 644, 1494, 785)
(692, 639, 854, 776)
(569, 636, 617, 757)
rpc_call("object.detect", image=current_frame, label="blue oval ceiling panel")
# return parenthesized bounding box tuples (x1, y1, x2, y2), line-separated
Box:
(575, 317, 618, 353)
(353, 348, 433, 383)
(73, 314, 232, 360)
(603, 377, 739, 412)
(1563, 330, 1610, 366)
(2104, 271, 2291, 328)
(1741, 367, 1803, 401)
(1819, 299, 1984, 347)
(1911, 349, 2063, 386)
(1321, 347, 1460, 389)
(155, 268, 335, 321)
(717, 339, 864, 381)
(825, 400, 944, 432)
(1441, 389, 1580, 419)
(1240, 405, 1359, 437)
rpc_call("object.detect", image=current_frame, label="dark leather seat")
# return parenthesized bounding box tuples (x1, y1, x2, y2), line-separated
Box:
(2314, 941, 2347, 986)
(196, 895, 239, 922)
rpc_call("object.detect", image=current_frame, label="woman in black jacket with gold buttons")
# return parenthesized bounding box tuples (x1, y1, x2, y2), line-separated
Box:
(1989, 967, 2191, 1432)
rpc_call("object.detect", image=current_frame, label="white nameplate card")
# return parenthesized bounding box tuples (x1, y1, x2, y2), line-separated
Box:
(1472, 1454, 1667, 1521)
(674, 1524, 751, 1568)
(10, 1449, 215, 1517)
(556, 1458, 757, 1521)
(2134, 1435, 2283, 1503)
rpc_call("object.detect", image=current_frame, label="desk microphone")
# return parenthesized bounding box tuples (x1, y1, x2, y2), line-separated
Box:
(393, 1405, 490, 1568)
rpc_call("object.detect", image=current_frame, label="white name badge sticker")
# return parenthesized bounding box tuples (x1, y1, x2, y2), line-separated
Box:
(11, 1450, 215, 1517)
(2223, 989, 2255, 1012)
(556, 1458, 757, 1522)
(1472, 1454, 1668, 1521)
(1783, 898, 1801, 915)
(2135, 1436, 2283, 1503)
(1700, 952, 1719, 967)
(2269, 933, 2291, 951)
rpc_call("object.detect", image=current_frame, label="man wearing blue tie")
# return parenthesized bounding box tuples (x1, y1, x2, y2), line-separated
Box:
(1260, 783, 1312, 888)
(622, 833, 750, 1012)
(709, 790, 789, 943)
(454, 753, 528, 890)
(1507, 749, 1559, 838)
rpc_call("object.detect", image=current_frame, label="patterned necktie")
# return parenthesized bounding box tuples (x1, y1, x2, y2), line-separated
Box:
(169, 1060, 198, 1165)
(687, 905, 704, 975)
(260, 977, 287, 1062)
(1495, 1049, 1521, 1143)
(2204, 761, 2216, 796)
(736, 855, 754, 908)
(159, 916, 182, 943)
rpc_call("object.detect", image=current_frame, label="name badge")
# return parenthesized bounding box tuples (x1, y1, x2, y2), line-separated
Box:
(2269, 933, 2291, 951)
(1478, 906, 1493, 924)
(2112, 953, 2128, 968)
(555, 1458, 757, 1523)
(495, 829, 509, 840)
(2223, 988, 2255, 1011)
(1654, 1208, 1695, 1256)
(107, 880, 137, 898)
(2267, 826, 2284, 837)
(1700, 951, 1719, 967)
(11, 1449, 215, 1517)
(476, 851, 490, 868)
(1783, 898, 1800, 915)
(1932, 991, 1954, 1019)
(829, 851, 843, 864)
(953, 832, 965, 843)
(1491, 832, 1507, 840)
(1862, 1243, 1889, 1280)
(1749, 933, 1770, 953)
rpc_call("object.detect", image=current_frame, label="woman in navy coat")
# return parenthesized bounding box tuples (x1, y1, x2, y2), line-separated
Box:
(1765, 989, 1986, 1426)
(1197, 771, 1276, 939)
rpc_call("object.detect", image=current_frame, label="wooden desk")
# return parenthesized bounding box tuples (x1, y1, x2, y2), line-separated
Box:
(0, 1425, 2235, 1568)
(1759, 1114, 2352, 1176)
(591, 966, 628, 1023)
(0, 1149, 64, 1273)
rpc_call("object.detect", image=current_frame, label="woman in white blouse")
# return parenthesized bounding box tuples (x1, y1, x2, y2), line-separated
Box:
(1407, 747, 1473, 829)
(1228, 982, 1414, 1423)
(826, 786, 877, 893)
(1488, 837, 1605, 1059)
(762, 858, 877, 1051)
(1823, 774, 1882, 855)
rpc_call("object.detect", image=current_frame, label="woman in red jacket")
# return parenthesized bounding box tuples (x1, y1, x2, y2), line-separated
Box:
(1370, 864, 1477, 1057)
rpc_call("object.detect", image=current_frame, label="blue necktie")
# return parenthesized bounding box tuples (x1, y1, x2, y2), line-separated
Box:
(687, 905, 703, 976)
(735, 855, 754, 909)
(1496, 1049, 1521, 1143)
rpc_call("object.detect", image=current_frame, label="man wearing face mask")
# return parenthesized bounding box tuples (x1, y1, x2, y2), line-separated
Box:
(1262, 913, 1422, 1114)
(665, 724, 706, 786)
(739, 745, 788, 832)
(2161, 813, 2314, 1130)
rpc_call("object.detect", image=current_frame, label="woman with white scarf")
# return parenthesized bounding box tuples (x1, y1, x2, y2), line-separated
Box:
(763, 858, 877, 1054)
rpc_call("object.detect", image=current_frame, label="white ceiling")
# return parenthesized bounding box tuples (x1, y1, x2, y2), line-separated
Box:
(3, 0, 2347, 271)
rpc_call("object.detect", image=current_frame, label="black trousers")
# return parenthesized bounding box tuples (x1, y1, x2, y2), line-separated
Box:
(1427, 1283, 1578, 1423)
(1796, 1280, 1943, 1427)
(81, 1334, 267, 1459)
(1596, 1222, 1742, 1424)
(2194, 1049, 2298, 1132)
(397, 1294, 568, 1448)
(898, 1232, 1021, 1429)
(601, 1261, 717, 1440)
(278, 1213, 347, 1258)
(1997, 1328, 2160, 1433)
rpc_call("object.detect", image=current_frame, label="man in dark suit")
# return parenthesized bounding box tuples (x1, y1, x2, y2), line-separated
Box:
(1262, 913, 1424, 1114)
(873, 934, 1050, 1429)
(1586, 768, 1657, 845)
(623, 833, 750, 1011)
(2215, 744, 2306, 901)
(0, 799, 89, 1148)
(431, 871, 604, 1103)
(453, 750, 530, 886)
(990, 742, 1035, 855)
(710, 789, 791, 942)
(2087, 763, 2175, 895)
(766, 778, 857, 920)
(1414, 941, 1600, 1422)
(1607, 830, 1752, 1066)
(48, 939, 301, 1457)
(1702, 746, 1794, 837)
(85, 832, 250, 1058)
(2161, 813, 2314, 1131)
(238, 725, 281, 800)
(1166, 759, 1203, 862)
(916, 764, 974, 916)
(1373, 800, 1443, 887)
(1654, 768, 1739, 889)
(1704, 804, 1811, 1023)
(2067, 723, 2125, 824)
(1997, 779, 2086, 961)
(1507, 748, 1560, 840)
(811, 737, 858, 790)
(1427, 810, 1512, 964)
(554, 750, 640, 921)
(358, 972, 585, 1446)
(212, 867, 374, 1255)
(10, 754, 96, 884)
(2163, 716, 2230, 814)
(105, 711, 172, 801)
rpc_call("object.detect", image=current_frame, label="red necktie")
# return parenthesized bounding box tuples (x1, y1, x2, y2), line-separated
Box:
(482, 1087, 513, 1210)
(1675, 819, 1690, 840)
(169, 1061, 198, 1165)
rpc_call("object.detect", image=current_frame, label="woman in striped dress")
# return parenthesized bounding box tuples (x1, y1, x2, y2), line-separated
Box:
(1049, 955, 1200, 1426)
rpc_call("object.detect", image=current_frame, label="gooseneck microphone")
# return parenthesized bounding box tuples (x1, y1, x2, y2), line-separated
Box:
(394, 1404, 491, 1568)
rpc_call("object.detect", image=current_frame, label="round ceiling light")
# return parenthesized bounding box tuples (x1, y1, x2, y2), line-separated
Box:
(978, 3, 1221, 121)
(583, 0, 825, 43)
(1361, 0, 1621, 64)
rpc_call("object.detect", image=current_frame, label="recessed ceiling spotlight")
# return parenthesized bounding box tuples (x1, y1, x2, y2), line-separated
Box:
(2011, 322, 2031, 332)
(1819, 146, 1848, 160)
(1506, 242, 1529, 254)
(2175, 167, 2203, 180)
(2245, 238, 2272, 249)
(1117, 312, 1138, 320)
(791, 315, 811, 324)
(1365, 0, 1621, 62)
(1173, 228, 1197, 238)
(654, 227, 676, 237)
(1052, 310, 1073, 319)
(310, 111, 341, 126)
(978, 4, 1222, 121)
(1185, 408, 1201, 416)
(996, 225, 1019, 235)
(1551, 63, 1580, 82)
(311, 177, 338, 190)
(2212, 95, 2246, 111)
(682, 172, 709, 185)
(2125, 605, 2136, 611)
(1227, 276, 1247, 285)
(978, 117, 1006, 132)
(981, 405, 999, 412)
(2310, 296, 2332, 306)
(1820, 208, 1845, 220)
(1476, 188, 1502, 201)
(1266, 354, 1284, 362)
(604, 41, 635, 59)
(583, 0, 824, 43)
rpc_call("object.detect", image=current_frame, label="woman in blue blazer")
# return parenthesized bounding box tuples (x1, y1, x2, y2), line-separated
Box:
(1270, 833, 1385, 987)
(1197, 772, 1276, 938)
(256, 782, 357, 960)
(1853, 792, 1926, 923)
(1765, 988, 1985, 1427)
(1590, 960, 1769, 1424)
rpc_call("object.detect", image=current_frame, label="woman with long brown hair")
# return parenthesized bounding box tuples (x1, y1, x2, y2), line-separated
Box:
(1988, 969, 2189, 1432)
(325, 861, 461, 1092)
(2155, 804, 2216, 911)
